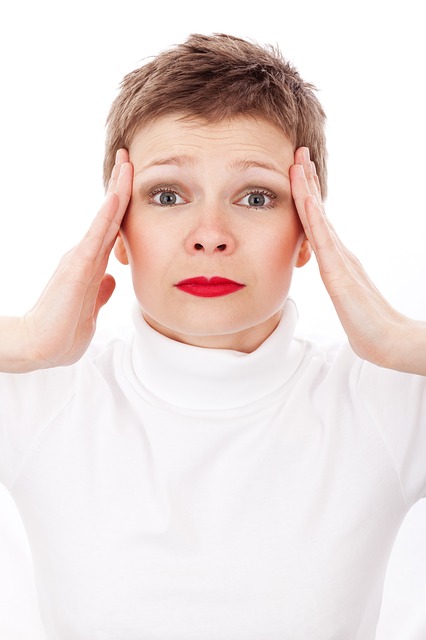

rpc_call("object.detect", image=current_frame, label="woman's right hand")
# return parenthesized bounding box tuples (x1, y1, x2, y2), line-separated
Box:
(1, 149, 133, 373)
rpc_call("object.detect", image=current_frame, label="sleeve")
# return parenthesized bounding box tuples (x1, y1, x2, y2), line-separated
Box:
(356, 361, 426, 507)
(0, 365, 78, 489)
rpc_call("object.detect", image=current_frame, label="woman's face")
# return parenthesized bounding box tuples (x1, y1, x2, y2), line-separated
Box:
(115, 114, 311, 352)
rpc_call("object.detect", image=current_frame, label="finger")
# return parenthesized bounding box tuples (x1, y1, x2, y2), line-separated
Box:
(290, 163, 317, 250)
(114, 157, 133, 216)
(293, 146, 306, 166)
(82, 161, 133, 260)
(107, 148, 129, 195)
(310, 161, 322, 198)
(118, 148, 130, 163)
(295, 147, 322, 203)
(82, 192, 121, 258)
(290, 163, 345, 271)
(57, 162, 131, 296)
(106, 151, 123, 195)
(85, 149, 132, 253)
(97, 160, 133, 258)
(304, 195, 347, 278)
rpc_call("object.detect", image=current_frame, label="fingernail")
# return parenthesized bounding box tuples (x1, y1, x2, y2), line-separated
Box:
(295, 164, 305, 177)
(302, 148, 310, 163)
(115, 149, 122, 164)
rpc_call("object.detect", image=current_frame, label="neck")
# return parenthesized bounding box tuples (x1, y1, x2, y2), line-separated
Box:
(130, 299, 302, 411)
(141, 311, 283, 354)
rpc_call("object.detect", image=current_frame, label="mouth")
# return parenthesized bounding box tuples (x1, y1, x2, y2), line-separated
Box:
(174, 276, 245, 298)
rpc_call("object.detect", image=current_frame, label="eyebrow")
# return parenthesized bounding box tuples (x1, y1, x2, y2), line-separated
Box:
(138, 154, 289, 179)
(141, 155, 196, 171)
(228, 158, 286, 176)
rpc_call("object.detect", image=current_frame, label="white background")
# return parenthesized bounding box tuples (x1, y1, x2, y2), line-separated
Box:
(0, 1, 425, 637)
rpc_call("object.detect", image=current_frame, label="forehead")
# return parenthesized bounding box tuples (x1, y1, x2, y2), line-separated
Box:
(129, 114, 295, 171)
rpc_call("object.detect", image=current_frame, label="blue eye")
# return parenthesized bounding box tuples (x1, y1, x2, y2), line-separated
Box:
(237, 190, 276, 209)
(150, 189, 186, 206)
(248, 193, 266, 207)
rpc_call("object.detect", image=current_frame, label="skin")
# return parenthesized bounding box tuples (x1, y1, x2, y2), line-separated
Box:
(1, 115, 425, 373)
(114, 115, 311, 352)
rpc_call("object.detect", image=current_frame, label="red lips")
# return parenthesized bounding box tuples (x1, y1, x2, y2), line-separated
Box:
(175, 276, 245, 297)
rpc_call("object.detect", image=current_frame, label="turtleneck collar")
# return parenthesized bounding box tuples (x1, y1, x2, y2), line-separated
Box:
(129, 298, 304, 411)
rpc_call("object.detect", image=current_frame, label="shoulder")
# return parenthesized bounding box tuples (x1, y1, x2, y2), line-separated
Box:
(0, 325, 134, 488)
(293, 329, 426, 410)
(0, 323, 133, 419)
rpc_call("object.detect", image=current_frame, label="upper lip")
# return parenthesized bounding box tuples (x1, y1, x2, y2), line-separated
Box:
(175, 276, 244, 286)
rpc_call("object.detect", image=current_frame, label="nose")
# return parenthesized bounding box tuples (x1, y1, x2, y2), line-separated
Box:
(184, 209, 236, 255)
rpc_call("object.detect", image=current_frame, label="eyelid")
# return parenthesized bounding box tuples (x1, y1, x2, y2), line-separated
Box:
(147, 183, 185, 195)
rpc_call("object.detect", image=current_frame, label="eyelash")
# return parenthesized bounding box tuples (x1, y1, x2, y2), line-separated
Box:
(148, 186, 183, 207)
(239, 189, 277, 210)
(147, 186, 277, 210)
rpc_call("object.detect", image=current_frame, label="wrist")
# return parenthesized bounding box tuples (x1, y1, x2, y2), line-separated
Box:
(383, 315, 426, 376)
(0, 316, 46, 373)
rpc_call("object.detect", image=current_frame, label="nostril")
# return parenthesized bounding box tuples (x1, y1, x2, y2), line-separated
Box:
(194, 243, 203, 251)
(217, 244, 227, 251)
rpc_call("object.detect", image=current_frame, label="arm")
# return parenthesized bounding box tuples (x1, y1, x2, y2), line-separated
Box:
(290, 147, 426, 376)
(0, 149, 133, 373)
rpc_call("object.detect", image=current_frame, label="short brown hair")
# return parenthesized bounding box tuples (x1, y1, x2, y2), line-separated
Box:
(103, 33, 328, 196)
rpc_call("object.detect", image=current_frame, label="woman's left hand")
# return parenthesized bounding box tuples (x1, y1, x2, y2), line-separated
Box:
(290, 146, 426, 375)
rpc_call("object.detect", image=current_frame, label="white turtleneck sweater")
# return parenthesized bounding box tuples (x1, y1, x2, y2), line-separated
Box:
(1, 299, 426, 640)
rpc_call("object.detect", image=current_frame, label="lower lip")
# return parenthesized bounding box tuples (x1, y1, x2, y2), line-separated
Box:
(175, 283, 245, 297)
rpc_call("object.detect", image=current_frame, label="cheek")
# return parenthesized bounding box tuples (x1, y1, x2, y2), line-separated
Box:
(123, 221, 180, 293)
(128, 238, 164, 274)
(122, 212, 163, 265)
(257, 222, 303, 273)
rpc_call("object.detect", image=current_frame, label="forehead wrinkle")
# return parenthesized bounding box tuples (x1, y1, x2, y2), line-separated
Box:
(138, 154, 197, 173)
(228, 158, 289, 180)
(135, 154, 289, 181)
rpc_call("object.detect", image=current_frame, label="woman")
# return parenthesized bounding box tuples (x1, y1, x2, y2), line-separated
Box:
(1, 33, 425, 639)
